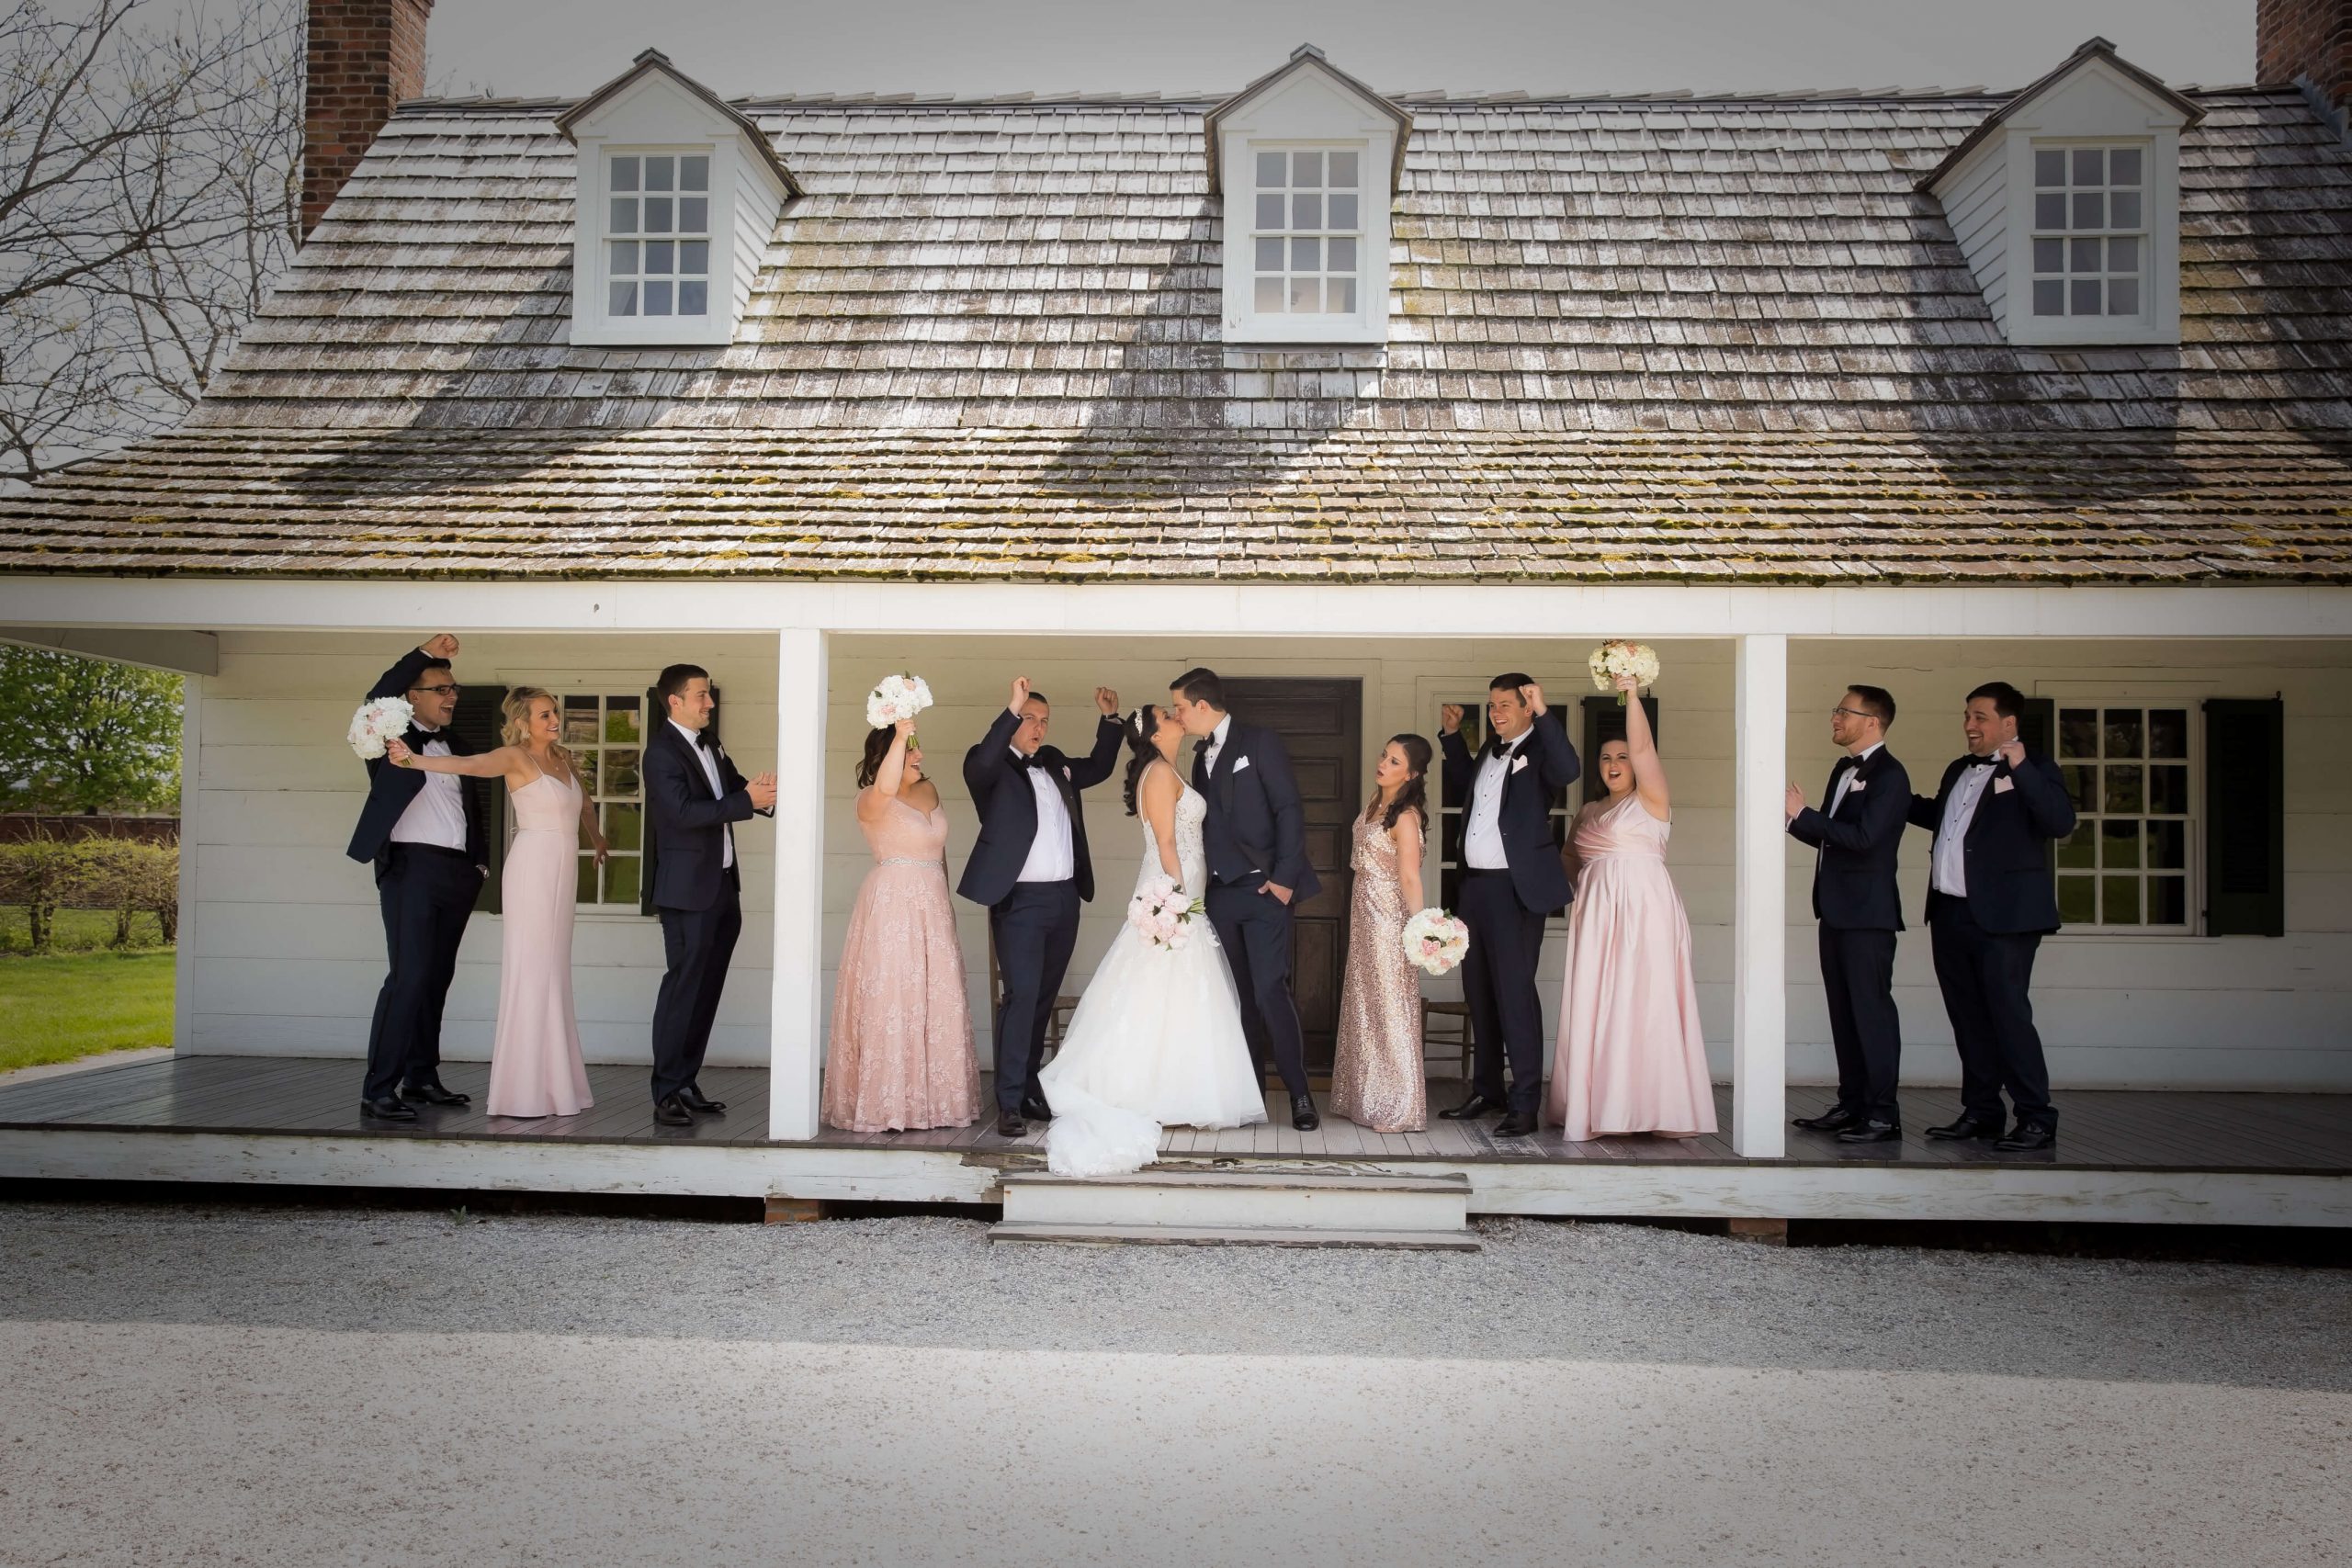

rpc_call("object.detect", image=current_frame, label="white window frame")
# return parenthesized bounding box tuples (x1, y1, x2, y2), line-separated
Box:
(559, 689, 650, 910)
(2051, 700, 2198, 935)
(2000, 130, 2181, 347)
(1221, 133, 1391, 345)
(570, 141, 741, 347)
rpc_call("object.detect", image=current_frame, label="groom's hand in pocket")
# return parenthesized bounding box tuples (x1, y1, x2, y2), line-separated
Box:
(1260, 881, 1294, 906)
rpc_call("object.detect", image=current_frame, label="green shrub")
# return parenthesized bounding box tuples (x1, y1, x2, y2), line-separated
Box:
(0, 834, 177, 952)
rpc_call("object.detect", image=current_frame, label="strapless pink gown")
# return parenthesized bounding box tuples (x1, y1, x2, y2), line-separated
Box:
(1546, 793, 1717, 1141)
(486, 768, 594, 1118)
(821, 791, 979, 1133)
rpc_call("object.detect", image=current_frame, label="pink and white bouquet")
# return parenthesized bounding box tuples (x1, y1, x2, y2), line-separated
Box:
(1588, 640, 1661, 705)
(1127, 874, 1204, 951)
(1402, 908, 1470, 976)
(347, 696, 414, 761)
(865, 671, 933, 730)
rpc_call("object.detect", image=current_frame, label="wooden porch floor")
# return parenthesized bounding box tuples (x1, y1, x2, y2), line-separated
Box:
(2, 1055, 2347, 1176)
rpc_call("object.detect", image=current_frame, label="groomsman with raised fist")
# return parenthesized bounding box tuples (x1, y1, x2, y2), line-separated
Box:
(1438, 674, 1579, 1138)
(1908, 681, 2076, 1152)
(1785, 685, 1911, 1144)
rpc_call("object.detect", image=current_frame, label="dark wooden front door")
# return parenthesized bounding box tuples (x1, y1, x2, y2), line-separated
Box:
(1219, 677, 1362, 1072)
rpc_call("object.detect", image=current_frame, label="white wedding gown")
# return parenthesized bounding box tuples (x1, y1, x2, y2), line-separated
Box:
(1039, 766, 1268, 1176)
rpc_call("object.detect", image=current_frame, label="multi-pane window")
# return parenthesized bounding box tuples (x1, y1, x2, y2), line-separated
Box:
(1437, 701, 1569, 915)
(606, 153, 711, 319)
(2054, 705, 2191, 930)
(2030, 145, 2144, 319)
(1251, 147, 1361, 315)
(562, 694, 645, 906)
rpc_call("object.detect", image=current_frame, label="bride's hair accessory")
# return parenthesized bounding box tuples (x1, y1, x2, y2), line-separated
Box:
(1129, 707, 1148, 736)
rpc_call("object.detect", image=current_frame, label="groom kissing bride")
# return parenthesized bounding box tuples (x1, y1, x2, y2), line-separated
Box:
(1035, 667, 1317, 1179)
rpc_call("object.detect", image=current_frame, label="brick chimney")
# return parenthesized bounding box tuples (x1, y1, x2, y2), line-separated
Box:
(2258, 0, 2352, 139)
(302, 0, 434, 239)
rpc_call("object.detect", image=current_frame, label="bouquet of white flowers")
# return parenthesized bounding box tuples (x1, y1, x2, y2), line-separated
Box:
(1588, 640, 1661, 705)
(1402, 908, 1470, 976)
(1127, 874, 1204, 951)
(866, 671, 934, 730)
(347, 696, 414, 761)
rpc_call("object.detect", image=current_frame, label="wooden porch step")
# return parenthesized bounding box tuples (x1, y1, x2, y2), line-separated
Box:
(989, 1220, 1479, 1251)
(990, 1166, 1474, 1246)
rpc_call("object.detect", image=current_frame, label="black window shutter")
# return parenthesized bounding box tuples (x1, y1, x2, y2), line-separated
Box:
(2204, 696, 2284, 937)
(1578, 693, 1661, 808)
(639, 683, 718, 916)
(2019, 697, 2056, 874)
(448, 684, 509, 915)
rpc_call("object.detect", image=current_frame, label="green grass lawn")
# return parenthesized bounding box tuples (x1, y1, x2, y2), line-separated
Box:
(0, 950, 176, 1074)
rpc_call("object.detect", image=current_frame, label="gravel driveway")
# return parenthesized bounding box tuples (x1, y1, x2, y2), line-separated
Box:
(2, 1202, 2344, 1567)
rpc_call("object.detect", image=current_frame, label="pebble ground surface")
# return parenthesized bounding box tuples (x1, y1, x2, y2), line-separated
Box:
(1, 1202, 2345, 1567)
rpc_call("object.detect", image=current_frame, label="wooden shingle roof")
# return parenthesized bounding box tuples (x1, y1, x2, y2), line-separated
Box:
(6, 79, 2350, 582)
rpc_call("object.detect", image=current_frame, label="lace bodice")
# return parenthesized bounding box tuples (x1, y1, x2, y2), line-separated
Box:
(1132, 764, 1209, 899)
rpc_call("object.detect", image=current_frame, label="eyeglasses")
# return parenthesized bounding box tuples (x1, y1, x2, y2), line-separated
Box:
(1829, 705, 1875, 722)
(413, 683, 461, 697)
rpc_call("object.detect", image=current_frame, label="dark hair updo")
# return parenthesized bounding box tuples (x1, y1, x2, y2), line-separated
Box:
(1121, 705, 1168, 817)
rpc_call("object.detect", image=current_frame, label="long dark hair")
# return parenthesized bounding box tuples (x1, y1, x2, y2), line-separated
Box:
(1121, 705, 1166, 817)
(1367, 732, 1432, 833)
(854, 724, 904, 789)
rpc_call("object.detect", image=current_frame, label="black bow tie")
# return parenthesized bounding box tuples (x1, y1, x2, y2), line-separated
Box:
(690, 729, 712, 750)
(1020, 752, 1047, 769)
(1964, 753, 1999, 768)
(1487, 736, 1514, 761)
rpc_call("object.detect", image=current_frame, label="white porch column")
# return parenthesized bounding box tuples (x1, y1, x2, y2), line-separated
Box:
(768, 628, 829, 1141)
(1731, 633, 1789, 1159)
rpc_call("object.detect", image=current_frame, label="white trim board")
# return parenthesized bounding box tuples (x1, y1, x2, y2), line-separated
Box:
(2, 581, 2349, 639)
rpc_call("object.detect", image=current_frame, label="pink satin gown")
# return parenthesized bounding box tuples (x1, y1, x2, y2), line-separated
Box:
(1546, 792, 1717, 1141)
(821, 790, 980, 1133)
(485, 762, 594, 1119)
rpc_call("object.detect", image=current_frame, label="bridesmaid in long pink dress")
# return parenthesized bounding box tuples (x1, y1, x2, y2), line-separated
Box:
(822, 719, 980, 1133)
(388, 687, 605, 1118)
(1546, 671, 1717, 1141)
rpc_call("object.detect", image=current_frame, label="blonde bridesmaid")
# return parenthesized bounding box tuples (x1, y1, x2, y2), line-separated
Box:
(1330, 734, 1432, 1134)
(822, 719, 980, 1133)
(388, 688, 605, 1118)
(1547, 673, 1716, 1140)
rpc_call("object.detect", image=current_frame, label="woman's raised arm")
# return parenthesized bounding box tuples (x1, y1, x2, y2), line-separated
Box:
(387, 738, 519, 782)
(1618, 675, 1671, 819)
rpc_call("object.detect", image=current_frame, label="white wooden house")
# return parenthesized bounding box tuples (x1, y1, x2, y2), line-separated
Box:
(1, 0, 2348, 1235)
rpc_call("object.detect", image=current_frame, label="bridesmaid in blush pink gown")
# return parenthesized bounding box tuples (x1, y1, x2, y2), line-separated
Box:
(387, 687, 605, 1118)
(1546, 671, 1717, 1141)
(822, 719, 980, 1133)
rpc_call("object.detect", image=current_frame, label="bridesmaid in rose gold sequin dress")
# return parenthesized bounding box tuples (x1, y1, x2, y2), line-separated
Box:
(1330, 735, 1434, 1133)
(822, 721, 979, 1133)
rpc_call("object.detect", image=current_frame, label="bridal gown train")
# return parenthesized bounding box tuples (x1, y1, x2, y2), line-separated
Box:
(1038, 766, 1267, 1177)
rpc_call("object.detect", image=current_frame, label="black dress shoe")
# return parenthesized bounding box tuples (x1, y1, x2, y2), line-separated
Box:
(1020, 1096, 1054, 1122)
(1493, 1110, 1539, 1138)
(1994, 1123, 2056, 1152)
(399, 1077, 470, 1106)
(676, 1085, 726, 1114)
(1926, 1114, 2006, 1141)
(361, 1095, 418, 1122)
(1291, 1094, 1320, 1132)
(1793, 1105, 1864, 1133)
(653, 1095, 694, 1127)
(1837, 1119, 1902, 1144)
(995, 1112, 1027, 1138)
(1440, 1092, 1505, 1120)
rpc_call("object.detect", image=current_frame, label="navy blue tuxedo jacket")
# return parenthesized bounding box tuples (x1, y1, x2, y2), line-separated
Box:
(345, 646, 487, 871)
(644, 717, 763, 913)
(1438, 708, 1579, 915)
(1193, 718, 1320, 900)
(956, 705, 1124, 907)
(1789, 746, 1912, 931)
(1908, 750, 2076, 934)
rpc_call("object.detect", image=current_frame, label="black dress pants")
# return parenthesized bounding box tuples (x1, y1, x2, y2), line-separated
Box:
(989, 879, 1080, 1114)
(364, 844, 481, 1101)
(652, 868, 742, 1104)
(1928, 892, 2054, 1128)
(1204, 881, 1309, 1100)
(1456, 868, 1550, 1115)
(1819, 924, 1902, 1122)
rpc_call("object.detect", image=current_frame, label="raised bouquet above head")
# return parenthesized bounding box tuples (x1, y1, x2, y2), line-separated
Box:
(1588, 640, 1660, 705)
(1402, 908, 1470, 976)
(347, 696, 414, 761)
(1127, 874, 1204, 952)
(866, 672, 934, 735)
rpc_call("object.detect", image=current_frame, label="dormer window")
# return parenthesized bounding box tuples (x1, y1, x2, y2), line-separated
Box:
(1207, 45, 1410, 347)
(556, 50, 799, 348)
(2029, 145, 2143, 320)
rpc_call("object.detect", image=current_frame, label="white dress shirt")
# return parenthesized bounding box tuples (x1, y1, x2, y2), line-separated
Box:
(670, 718, 733, 870)
(1828, 740, 1883, 817)
(1464, 728, 1527, 870)
(1932, 757, 1999, 897)
(389, 728, 469, 853)
(1013, 746, 1075, 883)
(1202, 713, 1234, 776)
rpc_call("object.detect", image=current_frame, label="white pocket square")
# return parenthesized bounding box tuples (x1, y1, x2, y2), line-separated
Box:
(1847, 778, 1866, 792)
(1510, 754, 1529, 774)
(1993, 775, 2015, 794)
(1233, 755, 1251, 773)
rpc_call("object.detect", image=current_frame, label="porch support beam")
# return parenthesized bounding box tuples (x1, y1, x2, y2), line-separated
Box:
(0, 626, 218, 675)
(1732, 632, 1788, 1160)
(768, 628, 828, 1142)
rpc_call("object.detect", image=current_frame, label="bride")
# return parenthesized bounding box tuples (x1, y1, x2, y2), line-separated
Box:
(1039, 705, 1268, 1176)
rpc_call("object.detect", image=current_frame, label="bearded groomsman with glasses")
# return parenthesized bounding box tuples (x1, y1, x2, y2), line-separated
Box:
(345, 634, 489, 1122)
